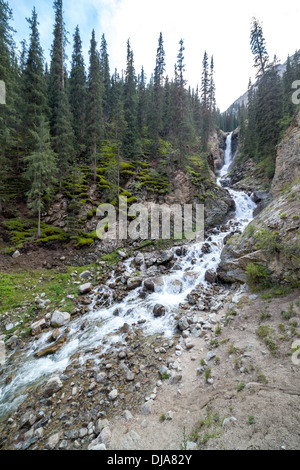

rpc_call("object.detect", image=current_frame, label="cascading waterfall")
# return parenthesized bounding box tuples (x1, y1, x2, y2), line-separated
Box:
(0, 132, 256, 419)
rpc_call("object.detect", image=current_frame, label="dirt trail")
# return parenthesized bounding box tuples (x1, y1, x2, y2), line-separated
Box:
(109, 291, 300, 451)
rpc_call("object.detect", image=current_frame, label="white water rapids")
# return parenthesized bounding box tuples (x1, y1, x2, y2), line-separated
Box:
(0, 132, 256, 419)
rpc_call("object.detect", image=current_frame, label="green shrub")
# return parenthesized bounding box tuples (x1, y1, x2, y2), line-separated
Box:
(246, 263, 271, 289)
(254, 228, 281, 254)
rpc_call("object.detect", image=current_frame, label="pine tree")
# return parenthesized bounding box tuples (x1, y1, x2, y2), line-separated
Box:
(282, 55, 294, 118)
(201, 51, 210, 150)
(24, 116, 57, 237)
(244, 78, 257, 156)
(208, 56, 216, 115)
(87, 29, 103, 181)
(148, 32, 166, 155)
(49, 0, 74, 180)
(22, 7, 47, 151)
(99, 34, 110, 123)
(255, 57, 282, 162)
(0, 0, 19, 173)
(69, 25, 87, 152)
(122, 39, 138, 160)
(250, 17, 269, 78)
(137, 66, 147, 135)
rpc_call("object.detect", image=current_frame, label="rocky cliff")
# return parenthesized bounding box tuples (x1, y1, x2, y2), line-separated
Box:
(218, 111, 300, 287)
(272, 111, 300, 196)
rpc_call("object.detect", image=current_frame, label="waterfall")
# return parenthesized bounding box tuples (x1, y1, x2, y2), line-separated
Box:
(219, 131, 233, 179)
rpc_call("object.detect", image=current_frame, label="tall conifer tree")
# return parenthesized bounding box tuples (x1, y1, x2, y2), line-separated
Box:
(49, 0, 74, 180)
(69, 25, 86, 152)
(22, 7, 47, 151)
(87, 29, 103, 181)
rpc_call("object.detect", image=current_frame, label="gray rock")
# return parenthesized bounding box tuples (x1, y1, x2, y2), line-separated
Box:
(222, 417, 237, 427)
(5, 323, 14, 332)
(50, 310, 70, 327)
(95, 418, 110, 435)
(79, 270, 91, 279)
(95, 372, 107, 383)
(144, 278, 155, 292)
(0, 340, 6, 365)
(20, 411, 37, 429)
(127, 277, 142, 290)
(205, 269, 217, 284)
(122, 410, 133, 421)
(186, 441, 198, 450)
(12, 250, 21, 259)
(121, 430, 141, 450)
(141, 400, 154, 415)
(153, 304, 166, 318)
(108, 389, 118, 401)
(78, 283, 92, 294)
(135, 253, 145, 265)
(157, 250, 174, 265)
(126, 372, 135, 382)
(253, 191, 269, 203)
(98, 427, 111, 446)
(46, 432, 61, 450)
(43, 376, 63, 398)
(159, 365, 170, 377)
(169, 372, 182, 385)
(79, 428, 88, 438)
(178, 316, 189, 331)
(88, 443, 106, 450)
(206, 351, 216, 362)
(34, 427, 44, 439)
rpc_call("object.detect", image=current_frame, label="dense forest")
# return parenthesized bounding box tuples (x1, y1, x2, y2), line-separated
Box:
(221, 18, 300, 178)
(0, 1, 299, 246)
(0, 0, 219, 237)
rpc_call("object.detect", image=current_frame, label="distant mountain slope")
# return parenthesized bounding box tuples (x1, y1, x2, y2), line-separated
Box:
(225, 51, 300, 114)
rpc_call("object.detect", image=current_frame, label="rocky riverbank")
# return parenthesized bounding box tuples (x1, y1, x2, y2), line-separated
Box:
(1, 277, 299, 450)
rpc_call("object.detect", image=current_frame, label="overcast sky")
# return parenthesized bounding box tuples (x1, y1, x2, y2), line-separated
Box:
(9, 0, 300, 112)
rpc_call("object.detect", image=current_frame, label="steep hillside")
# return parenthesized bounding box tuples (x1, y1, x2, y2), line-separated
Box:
(0, 135, 234, 265)
(218, 111, 300, 288)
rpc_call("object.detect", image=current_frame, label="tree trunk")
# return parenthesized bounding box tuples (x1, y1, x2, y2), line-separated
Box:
(38, 207, 41, 238)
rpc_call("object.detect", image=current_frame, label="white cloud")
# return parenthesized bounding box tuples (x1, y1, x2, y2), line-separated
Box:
(93, 0, 300, 111)
(9, 0, 300, 111)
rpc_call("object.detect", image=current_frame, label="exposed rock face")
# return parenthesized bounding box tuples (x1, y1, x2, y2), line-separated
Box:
(210, 129, 226, 171)
(272, 110, 300, 196)
(218, 185, 300, 286)
(218, 112, 300, 287)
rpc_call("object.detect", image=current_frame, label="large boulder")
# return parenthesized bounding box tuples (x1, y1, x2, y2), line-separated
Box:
(42, 376, 63, 398)
(205, 269, 217, 284)
(143, 278, 155, 292)
(50, 310, 70, 328)
(153, 304, 166, 318)
(127, 277, 142, 290)
(157, 250, 174, 265)
(31, 318, 47, 336)
(78, 283, 92, 295)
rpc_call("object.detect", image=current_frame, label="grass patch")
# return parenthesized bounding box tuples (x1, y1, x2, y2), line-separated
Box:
(181, 407, 224, 450)
(0, 263, 98, 336)
(2, 218, 69, 252)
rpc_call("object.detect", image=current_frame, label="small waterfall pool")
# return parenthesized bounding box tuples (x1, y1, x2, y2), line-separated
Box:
(0, 132, 256, 420)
